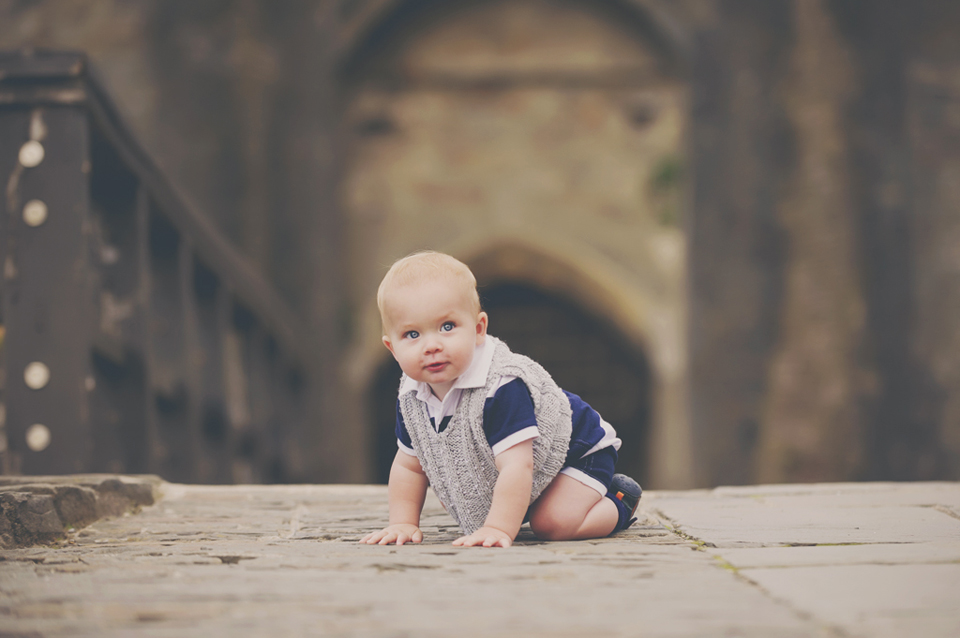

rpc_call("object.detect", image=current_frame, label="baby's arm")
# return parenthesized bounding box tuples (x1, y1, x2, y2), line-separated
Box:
(453, 439, 534, 548)
(360, 450, 428, 545)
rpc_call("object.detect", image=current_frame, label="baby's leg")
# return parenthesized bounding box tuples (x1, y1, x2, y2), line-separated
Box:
(528, 474, 619, 541)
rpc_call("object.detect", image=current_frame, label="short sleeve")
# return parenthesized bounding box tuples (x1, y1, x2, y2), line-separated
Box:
(395, 401, 416, 456)
(483, 378, 539, 456)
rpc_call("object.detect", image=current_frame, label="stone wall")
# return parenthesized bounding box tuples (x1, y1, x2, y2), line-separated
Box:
(2, 0, 958, 486)
(688, 0, 960, 484)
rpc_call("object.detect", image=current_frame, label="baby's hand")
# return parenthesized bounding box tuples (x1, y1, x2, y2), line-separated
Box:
(452, 526, 513, 548)
(360, 524, 423, 546)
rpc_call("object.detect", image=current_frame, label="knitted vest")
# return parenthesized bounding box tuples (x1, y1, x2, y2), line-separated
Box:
(398, 336, 572, 535)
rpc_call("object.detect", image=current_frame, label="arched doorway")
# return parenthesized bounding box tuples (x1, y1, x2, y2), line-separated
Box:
(480, 283, 651, 483)
(368, 281, 651, 485)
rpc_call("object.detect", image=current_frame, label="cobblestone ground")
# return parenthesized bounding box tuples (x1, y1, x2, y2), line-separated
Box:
(1, 481, 959, 637)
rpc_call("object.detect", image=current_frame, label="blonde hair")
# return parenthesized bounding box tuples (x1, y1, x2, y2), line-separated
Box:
(377, 251, 481, 327)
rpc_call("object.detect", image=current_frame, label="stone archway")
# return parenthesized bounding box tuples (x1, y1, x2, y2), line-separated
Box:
(335, 0, 691, 77)
(342, 0, 693, 488)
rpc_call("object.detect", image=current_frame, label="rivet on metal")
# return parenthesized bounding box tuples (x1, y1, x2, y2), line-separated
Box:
(22, 200, 48, 227)
(24, 362, 51, 390)
(19, 140, 45, 168)
(26, 423, 52, 452)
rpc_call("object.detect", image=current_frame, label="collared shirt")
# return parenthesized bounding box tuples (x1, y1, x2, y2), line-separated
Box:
(395, 336, 621, 462)
(396, 338, 539, 457)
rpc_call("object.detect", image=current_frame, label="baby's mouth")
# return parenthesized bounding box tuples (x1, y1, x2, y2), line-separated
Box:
(425, 362, 448, 373)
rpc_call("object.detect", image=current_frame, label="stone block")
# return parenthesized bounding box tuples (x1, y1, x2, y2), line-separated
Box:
(0, 502, 13, 548)
(0, 491, 65, 548)
(53, 485, 99, 528)
(19, 494, 63, 534)
(94, 478, 155, 518)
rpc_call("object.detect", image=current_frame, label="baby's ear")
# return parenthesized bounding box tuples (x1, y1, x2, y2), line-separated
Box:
(382, 335, 396, 356)
(475, 312, 488, 344)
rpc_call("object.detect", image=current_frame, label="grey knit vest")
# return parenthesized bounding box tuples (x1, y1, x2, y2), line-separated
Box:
(398, 336, 572, 535)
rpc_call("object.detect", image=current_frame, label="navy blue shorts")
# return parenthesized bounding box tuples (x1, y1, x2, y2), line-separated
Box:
(559, 444, 618, 495)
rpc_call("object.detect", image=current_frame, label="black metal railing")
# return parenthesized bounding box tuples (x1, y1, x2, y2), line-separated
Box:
(0, 50, 311, 484)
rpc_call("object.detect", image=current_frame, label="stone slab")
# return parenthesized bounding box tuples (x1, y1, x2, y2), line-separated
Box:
(716, 541, 960, 568)
(647, 481, 960, 548)
(741, 564, 960, 638)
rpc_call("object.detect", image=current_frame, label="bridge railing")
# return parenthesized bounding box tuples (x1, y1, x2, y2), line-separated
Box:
(0, 51, 312, 483)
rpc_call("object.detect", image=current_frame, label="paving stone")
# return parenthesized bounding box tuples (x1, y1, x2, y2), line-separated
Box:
(741, 564, 960, 638)
(647, 483, 960, 548)
(0, 481, 958, 637)
(716, 541, 960, 568)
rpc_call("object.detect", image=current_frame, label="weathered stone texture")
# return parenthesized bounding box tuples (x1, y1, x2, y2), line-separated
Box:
(757, 0, 869, 483)
(689, 0, 960, 485)
(687, 0, 793, 486)
(903, 3, 960, 480)
(0, 475, 158, 548)
(826, 0, 960, 481)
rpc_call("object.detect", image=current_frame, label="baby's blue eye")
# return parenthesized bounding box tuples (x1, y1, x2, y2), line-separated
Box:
(405, 330, 420, 339)
(440, 322, 455, 332)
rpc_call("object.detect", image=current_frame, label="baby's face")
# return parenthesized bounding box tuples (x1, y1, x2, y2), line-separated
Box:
(381, 277, 487, 400)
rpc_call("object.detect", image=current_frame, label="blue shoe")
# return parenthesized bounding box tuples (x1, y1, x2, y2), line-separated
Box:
(606, 473, 642, 532)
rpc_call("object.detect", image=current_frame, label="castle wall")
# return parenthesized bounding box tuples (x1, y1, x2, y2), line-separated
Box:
(2, 0, 958, 486)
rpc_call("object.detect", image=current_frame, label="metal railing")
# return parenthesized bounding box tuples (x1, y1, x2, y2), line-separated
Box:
(0, 50, 311, 483)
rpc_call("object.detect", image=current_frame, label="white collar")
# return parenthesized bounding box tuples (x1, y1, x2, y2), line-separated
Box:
(397, 335, 498, 399)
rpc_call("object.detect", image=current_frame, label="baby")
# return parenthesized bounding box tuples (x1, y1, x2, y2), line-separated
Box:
(360, 251, 641, 548)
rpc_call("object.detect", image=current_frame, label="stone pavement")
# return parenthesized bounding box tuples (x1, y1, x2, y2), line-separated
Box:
(0, 480, 958, 637)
